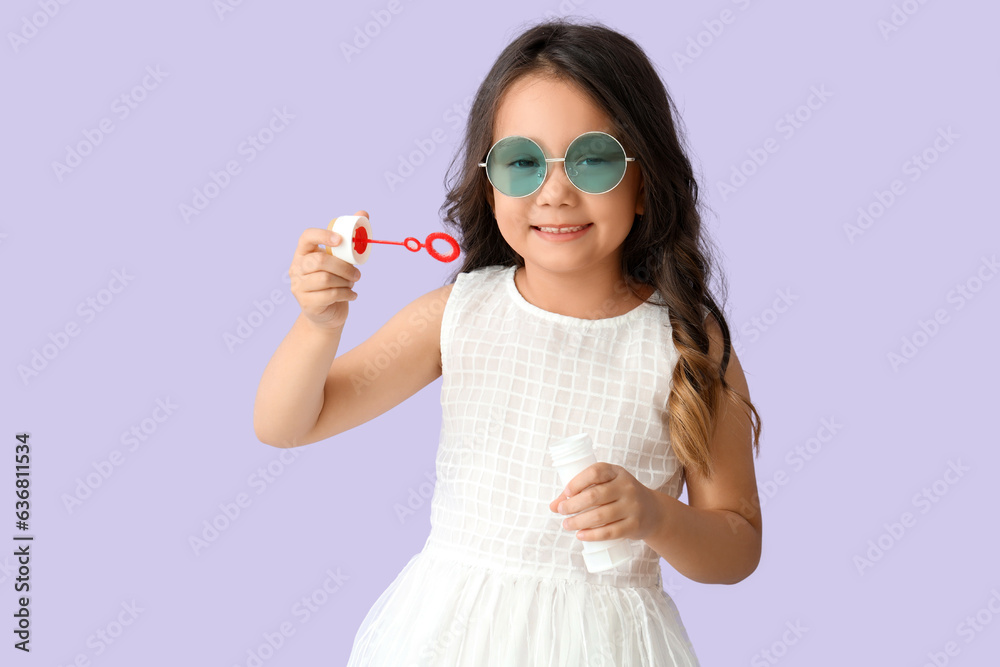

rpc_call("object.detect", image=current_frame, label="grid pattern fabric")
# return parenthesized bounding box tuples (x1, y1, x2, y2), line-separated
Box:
(432, 264, 686, 586)
(347, 264, 701, 666)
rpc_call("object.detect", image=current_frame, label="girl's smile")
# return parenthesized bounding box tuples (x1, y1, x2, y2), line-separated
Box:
(487, 73, 647, 319)
(531, 222, 593, 240)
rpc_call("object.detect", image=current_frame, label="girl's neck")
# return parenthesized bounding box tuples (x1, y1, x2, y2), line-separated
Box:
(513, 264, 654, 320)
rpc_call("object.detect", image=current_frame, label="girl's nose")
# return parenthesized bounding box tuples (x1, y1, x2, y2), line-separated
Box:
(534, 162, 578, 204)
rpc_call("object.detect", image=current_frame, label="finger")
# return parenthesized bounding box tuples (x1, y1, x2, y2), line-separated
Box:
(566, 501, 620, 531)
(556, 493, 580, 516)
(565, 463, 606, 497)
(563, 506, 597, 531)
(295, 227, 344, 258)
(550, 486, 573, 511)
(562, 474, 583, 499)
(295, 256, 359, 290)
(576, 517, 626, 541)
(300, 284, 358, 305)
(296, 269, 356, 294)
(563, 484, 610, 515)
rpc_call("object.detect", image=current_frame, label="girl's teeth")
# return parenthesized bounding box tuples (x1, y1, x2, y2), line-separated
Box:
(537, 225, 586, 233)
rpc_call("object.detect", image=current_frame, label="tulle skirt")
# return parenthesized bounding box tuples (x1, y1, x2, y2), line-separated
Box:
(346, 545, 700, 666)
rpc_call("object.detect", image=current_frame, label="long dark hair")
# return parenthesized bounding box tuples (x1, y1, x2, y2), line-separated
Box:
(437, 17, 761, 478)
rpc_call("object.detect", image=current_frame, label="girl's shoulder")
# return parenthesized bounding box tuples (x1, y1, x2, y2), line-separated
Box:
(441, 264, 511, 325)
(457, 264, 509, 281)
(449, 264, 510, 296)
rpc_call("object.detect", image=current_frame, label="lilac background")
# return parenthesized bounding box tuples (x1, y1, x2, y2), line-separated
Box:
(3, 1, 998, 665)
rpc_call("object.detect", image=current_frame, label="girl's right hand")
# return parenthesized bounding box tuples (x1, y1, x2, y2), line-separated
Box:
(289, 209, 367, 331)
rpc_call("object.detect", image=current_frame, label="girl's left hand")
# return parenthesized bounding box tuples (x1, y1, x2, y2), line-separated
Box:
(548, 463, 663, 542)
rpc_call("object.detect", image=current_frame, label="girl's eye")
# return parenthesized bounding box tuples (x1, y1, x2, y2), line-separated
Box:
(509, 158, 539, 169)
(576, 156, 607, 167)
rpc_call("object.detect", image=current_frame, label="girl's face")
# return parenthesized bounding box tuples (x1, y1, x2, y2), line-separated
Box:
(487, 72, 644, 275)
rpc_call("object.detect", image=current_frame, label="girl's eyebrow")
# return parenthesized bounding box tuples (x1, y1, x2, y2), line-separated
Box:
(497, 128, 618, 151)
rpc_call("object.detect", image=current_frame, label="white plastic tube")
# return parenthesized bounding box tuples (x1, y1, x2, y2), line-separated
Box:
(549, 433, 633, 572)
(326, 215, 372, 265)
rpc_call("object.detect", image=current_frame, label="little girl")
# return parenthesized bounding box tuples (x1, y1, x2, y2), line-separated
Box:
(255, 17, 763, 667)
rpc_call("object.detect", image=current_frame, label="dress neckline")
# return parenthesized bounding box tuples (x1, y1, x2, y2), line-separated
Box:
(503, 265, 657, 327)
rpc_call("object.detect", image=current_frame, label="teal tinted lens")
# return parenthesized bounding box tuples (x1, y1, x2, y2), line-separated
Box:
(565, 132, 627, 194)
(485, 136, 546, 197)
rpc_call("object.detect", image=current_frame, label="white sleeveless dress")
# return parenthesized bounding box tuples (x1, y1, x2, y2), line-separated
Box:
(346, 264, 701, 666)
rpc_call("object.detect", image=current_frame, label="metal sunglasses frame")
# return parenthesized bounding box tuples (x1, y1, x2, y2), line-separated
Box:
(477, 130, 637, 197)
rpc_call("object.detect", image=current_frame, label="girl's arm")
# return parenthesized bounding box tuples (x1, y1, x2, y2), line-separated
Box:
(253, 312, 346, 448)
(641, 316, 762, 585)
(254, 286, 450, 449)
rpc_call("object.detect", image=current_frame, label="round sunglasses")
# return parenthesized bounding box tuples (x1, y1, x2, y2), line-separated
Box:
(478, 131, 636, 198)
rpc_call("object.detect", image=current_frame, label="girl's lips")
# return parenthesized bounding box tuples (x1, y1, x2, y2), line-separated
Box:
(530, 223, 593, 231)
(530, 223, 593, 240)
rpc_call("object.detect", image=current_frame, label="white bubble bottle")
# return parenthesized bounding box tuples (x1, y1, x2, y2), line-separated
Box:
(549, 433, 633, 573)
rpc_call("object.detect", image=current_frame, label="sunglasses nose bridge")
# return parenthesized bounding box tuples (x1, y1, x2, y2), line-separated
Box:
(536, 156, 578, 195)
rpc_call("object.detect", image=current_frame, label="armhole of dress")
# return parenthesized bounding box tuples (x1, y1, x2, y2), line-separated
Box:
(439, 272, 467, 377)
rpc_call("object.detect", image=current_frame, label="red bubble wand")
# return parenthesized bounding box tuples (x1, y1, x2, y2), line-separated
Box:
(352, 225, 461, 263)
(326, 215, 461, 265)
